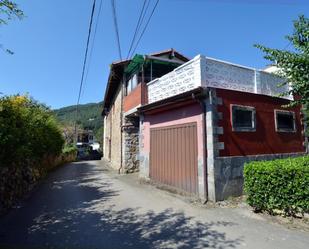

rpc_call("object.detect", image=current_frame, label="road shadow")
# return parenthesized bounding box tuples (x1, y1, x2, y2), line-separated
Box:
(0, 162, 243, 249)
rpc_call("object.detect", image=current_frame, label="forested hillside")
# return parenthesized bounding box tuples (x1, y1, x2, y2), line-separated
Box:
(54, 102, 103, 143)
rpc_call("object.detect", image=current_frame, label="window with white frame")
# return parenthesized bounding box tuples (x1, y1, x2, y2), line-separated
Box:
(275, 110, 296, 132)
(231, 105, 256, 132)
(126, 74, 138, 95)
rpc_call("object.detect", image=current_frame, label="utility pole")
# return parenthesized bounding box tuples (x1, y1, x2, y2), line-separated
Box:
(74, 104, 79, 145)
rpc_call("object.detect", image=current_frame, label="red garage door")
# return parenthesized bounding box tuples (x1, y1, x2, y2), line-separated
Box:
(149, 122, 198, 194)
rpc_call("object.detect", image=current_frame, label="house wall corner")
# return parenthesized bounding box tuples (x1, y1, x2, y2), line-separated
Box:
(204, 88, 224, 202)
(138, 114, 150, 179)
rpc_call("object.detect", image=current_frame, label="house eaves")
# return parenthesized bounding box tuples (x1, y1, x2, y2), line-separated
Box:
(102, 59, 130, 115)
(138, 87, 205, 115)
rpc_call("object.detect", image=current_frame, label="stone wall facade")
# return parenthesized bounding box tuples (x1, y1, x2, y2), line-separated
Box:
(103, 113, 110, 159)
(103, 85, 123, 170)
(103, 83, 141, 173)
(123, 117, 139, 173)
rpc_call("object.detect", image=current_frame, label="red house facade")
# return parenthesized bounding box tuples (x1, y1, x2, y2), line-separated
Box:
(102, 50, 307, 202)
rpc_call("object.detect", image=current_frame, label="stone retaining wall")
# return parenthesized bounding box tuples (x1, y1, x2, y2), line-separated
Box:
(0, 152, 76, 215)
(213, 152, 307, 201)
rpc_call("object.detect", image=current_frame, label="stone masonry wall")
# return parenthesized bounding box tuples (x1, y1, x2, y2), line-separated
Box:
(103, 114, 110, 160)
(103, 86, 123, 170)
(0, 152, 76, 215)
(123, 117, 139, 173)
(213, 152, 307, 201)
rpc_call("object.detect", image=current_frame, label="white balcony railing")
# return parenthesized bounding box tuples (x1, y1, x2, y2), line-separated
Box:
(147, 55, 291, 104)
(204, 57, 290, 100)
(147, 55, 203, 104)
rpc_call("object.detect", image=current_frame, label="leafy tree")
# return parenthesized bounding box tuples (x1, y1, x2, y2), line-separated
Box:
(255, 15, 309, 107)
(0, 0, 23, 25)
(0, 95, 64, 167)
(0, 0, 24, 54)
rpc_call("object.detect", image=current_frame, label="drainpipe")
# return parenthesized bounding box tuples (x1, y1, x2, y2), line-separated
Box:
(192, 89, 208, 202)
(118, 75, 125, 174)
(109, 110, 112, 161)
(102, 112, 106, 158)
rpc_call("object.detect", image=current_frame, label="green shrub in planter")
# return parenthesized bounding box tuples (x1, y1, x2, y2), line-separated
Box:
(244, 156, 309, 216)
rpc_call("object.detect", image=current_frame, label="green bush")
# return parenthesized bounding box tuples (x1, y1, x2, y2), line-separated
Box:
(244, 156, 309, 216)
(0, 95, 64, 167)
(62, 145, 77, 155)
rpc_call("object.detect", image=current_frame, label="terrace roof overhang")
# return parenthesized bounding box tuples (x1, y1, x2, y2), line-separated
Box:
(124, 54, 186, 77)
(138, 87, 207, 115)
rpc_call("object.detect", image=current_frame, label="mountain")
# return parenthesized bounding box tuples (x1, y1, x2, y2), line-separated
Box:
(53, 102, 103, 142)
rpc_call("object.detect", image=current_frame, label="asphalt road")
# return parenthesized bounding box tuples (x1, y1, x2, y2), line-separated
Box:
(0, 160, 308, 249)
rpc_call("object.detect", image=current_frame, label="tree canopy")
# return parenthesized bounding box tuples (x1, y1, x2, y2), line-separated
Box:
(0, 95, 64, 167)
(0, 0, 24, 54)
(255, 15, 309, 107)
(0, 0, 23, 25)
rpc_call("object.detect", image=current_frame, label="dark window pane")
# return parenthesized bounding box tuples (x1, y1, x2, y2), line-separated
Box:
(234, 109, 253, 128)
(277, 113, 294, 131)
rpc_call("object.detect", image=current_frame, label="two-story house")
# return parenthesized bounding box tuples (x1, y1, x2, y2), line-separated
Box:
(102, 49, 189, 173)
(102, 49, 307, 202)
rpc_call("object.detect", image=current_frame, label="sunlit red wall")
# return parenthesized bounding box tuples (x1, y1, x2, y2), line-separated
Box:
(123, 83, 148, 113)
(216, 88, 306, 157)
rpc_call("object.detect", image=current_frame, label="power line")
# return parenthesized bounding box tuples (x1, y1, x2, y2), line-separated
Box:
(136, 0, 152, 40)
(126, 0, 148, 59)
(82, 0, 104, 99)
(111, 0, 122, 60)
(129, 0, 160, 59)
(127, 0, 152, 59)
(76, 0, 97, 108)
(75, 0, 97, 142)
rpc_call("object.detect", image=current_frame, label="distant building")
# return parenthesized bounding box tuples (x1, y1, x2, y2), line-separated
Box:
(77, 130, 94, 144)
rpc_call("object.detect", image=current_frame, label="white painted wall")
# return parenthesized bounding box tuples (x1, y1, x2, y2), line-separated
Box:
(147, 55, 292, 104)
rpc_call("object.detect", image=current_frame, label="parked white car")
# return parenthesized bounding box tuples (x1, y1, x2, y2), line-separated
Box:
(89, 142, 100, 150)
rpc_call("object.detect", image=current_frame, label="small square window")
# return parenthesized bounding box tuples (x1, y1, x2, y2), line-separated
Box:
(231, 105, 256, 132)
(275, 110, 296, 132)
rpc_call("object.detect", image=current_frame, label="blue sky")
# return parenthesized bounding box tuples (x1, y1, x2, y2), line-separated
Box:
(0, 0, 308, 109)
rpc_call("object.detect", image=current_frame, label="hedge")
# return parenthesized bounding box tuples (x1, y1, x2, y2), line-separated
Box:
(244, 156, 309, 216)
(0, 95, 64, 168)
(62, 145, 78, 155)
(0, 95, 73, 213)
